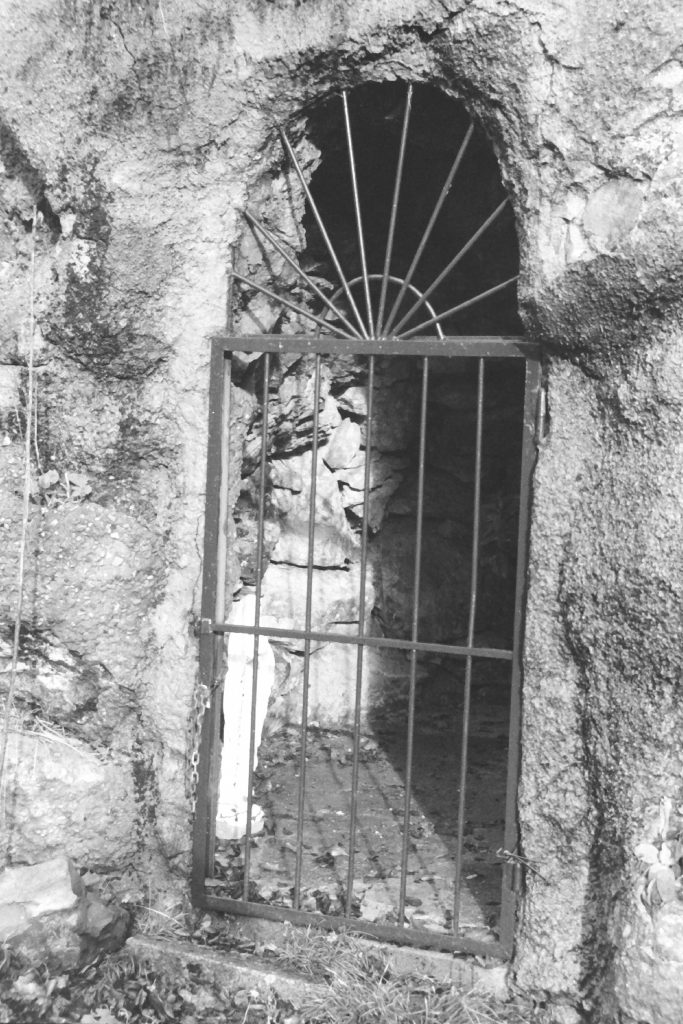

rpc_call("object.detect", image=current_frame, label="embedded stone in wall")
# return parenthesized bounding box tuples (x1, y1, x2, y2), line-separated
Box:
(1, 502, 161, 682)
(336, 384, 368, 418)
(261, 562, 373, 634)
(0, 855, 81, 941)
(269, 450, 346, 525)
(265, 643, 415, 730)
(270, 449, 358, 566)
(615, 901, 683, 1024)
(335, 451, 407, 531)
(270, 521, 358, 568)
(266, 358, 341, 455)
(2, 728, 138, 866)
(322, 417, 362, 471)
(0, 628, 136, 748)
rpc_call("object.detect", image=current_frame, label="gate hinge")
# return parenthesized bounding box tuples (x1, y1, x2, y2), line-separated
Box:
(198, 617, 215, 636)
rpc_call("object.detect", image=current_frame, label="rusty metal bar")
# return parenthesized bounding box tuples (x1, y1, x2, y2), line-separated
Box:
(452, 358, 485, 932)
(242, 353, 271, 895)
(390, 199, 509, 336)
(345, 355, 376, 917)
(280, 131, 369, 338)
(382, 123, 474, 336)
(398, 356, 430, 924)
(206, 347, 234, 874)
(342, 92, 375, 338)
(243, 210, 364, 341)
(396, 276, 519, 339)
(376, 85, 413, 336)
(294, 353, 323, 908)
(191, 340, 228, 902)
(212, 622, 514, 661)
(202, 892, 509, 958)
(498, 356, 542, 952)
(213, 333, 537, 359)
(231, 273, 358, 340)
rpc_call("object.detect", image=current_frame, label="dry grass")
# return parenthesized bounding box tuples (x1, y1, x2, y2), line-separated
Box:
(279, 927, 540, 1024)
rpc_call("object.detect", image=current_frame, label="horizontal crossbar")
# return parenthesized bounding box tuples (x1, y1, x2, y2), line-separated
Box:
(211, 332, 539, 359)
(202, 892, 509, 959)
(209, 622, 514, 662)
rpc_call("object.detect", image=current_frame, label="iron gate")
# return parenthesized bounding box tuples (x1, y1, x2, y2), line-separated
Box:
(192, 331, 540, 958)
(192, 81, 541, 957)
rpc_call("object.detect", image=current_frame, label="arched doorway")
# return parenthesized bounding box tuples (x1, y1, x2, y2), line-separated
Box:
(192, 82, 541, 957)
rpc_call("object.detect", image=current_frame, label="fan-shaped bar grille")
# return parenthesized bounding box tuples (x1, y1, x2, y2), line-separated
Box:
(234, 85, 518, 341)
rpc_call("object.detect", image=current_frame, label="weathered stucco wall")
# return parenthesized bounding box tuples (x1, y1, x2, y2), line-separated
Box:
(0, 1, 682, 1020)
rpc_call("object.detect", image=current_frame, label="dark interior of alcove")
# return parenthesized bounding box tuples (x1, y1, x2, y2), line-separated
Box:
(300, 80, 521, 336)
(215, 83, 526, 943)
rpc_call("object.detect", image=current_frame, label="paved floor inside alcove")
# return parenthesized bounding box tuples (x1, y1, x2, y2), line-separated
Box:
(212, 659, 511, 945)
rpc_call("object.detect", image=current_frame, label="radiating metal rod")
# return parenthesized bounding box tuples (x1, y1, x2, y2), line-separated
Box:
(294, 353, 323, 908)
(242, 352, 271, 896)
(398, 356, 430, 924)
(453, 358, 485, 931)
(397, 275, 518, 339)
(243, 210, 364, 340)
(342, 92, 374, 338)
(377, 84, 413, 336)
(280, 131, 369, 338)
(329, 274, 444, 342)
(231, 273, 357, 339)
(382, 123, 474, 336)
(346, 354, 376, 917)
(390, 198, 509, 336)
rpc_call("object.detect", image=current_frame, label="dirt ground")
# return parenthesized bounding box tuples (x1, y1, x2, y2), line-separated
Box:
(212, 656, 512, 946)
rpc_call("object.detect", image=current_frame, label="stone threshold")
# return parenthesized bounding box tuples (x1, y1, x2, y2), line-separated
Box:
(233, 916, 508, 994)
(126, 933, 327, 1007)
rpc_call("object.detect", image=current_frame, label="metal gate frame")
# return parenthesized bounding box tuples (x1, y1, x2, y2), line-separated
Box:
(192, 331, 541, 959)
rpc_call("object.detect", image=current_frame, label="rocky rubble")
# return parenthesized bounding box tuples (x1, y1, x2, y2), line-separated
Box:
(0, 855, 130, 968)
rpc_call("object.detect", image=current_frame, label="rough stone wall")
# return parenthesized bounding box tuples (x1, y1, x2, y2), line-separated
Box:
(0, 1, 682, 1020)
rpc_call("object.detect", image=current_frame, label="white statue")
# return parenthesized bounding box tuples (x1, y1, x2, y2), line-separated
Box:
(215, 593, 275, 841)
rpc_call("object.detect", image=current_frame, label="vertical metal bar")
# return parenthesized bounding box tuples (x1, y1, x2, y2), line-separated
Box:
(345, 354, 376, 917)
(206, 351, 233, 874)
(452, 358, 485, 931)
(342, 92, 375, 338)
(242, 353, 271, 898)
(398, 356, 429, 924)
(382, 123, 474, 337)
(389, 199, 509, 336)
(191, 338, 226, 902)
(280, 131, 369, 339)
(498, 357, 541, 951)
(294, 353, 322, 909)
(377, 85, 413, 336)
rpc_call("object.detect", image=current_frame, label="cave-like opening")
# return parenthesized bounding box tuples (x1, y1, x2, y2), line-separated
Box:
(196, 81, 537, 954)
